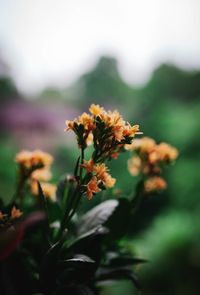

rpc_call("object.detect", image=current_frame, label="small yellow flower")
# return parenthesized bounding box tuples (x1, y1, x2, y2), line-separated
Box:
(11, 206, 23, 219)
(128, 156, 142, 176)
(125, 137, 156, 153)
(86, 176, 101, 200)
(112, 125, 124, 141)
(144, 176, 167, 193)
(94, 163, 108, 177)
(30, 180, 56, 201)
(65, 113, 95, 133)
(81, 159, 95, 173)
(31, 168, 52, 181)
(101, 173, 116, 188)
(78, 113, 95, 131)
(86, 132, 94, 146)
(148, 150, 160, 164)
(156, 143, 179, 162)
(89, 104, 105, 116)
(109, 110, 124, 126)
(65, 119, 75, 131)
(123, 124, 141, 137)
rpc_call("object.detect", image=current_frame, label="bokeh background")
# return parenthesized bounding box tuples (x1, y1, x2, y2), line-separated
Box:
(0, 1, 200, 294)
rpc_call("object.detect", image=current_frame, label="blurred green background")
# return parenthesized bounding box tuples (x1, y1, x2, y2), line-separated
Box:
(0, 55, 200, 294)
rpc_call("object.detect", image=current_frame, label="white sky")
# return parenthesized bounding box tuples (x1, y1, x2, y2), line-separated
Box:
(0, 0, 200, 94)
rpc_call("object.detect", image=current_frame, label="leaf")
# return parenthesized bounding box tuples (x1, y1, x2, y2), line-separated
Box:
(37, 181, 49, 220)
(75, 286, 95, 295)
(56, 175, 68, 203)
(57, 255, 96, 285)
(104, 198, 132, 240)
(96, 267, 141, 290)
(56, 285, 95, 295)
(0, 211, 45, 261)
(47, 201, 62, 223)
(77, 200, 119, 235)
(39, 240, 63, 293)
(59, 254, 95, 269)
(105, 252, 148, 267)
(37, 181, 51, 243)
(68, 226, 108, 252)
(67, 226, 108, 264)
(59, 254, 94, 267)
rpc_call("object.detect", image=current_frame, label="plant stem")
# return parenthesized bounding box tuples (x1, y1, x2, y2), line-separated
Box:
(13, 172, 27, 203)
(130, 178, 144, 214)
(80, 147, 85, 180)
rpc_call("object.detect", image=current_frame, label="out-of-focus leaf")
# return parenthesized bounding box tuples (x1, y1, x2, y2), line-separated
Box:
(39, 240, 63, 293)
(56, 175, 68, 203)
(105, 198, 131, 240)
(77, 200, 119, 235)
(104, 252, 148, 267)
(37, 182, 49, 222)
(56, 285, 95, 295)
(47, 201, 62, 223)
(37, 181, 51, 243)
(96, 266, 141, 290)
(0, 211, 45, 261)
(68, 226, 108, 252)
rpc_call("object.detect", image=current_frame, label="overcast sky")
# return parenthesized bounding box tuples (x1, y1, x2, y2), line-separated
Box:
(0, 0, 200, 94)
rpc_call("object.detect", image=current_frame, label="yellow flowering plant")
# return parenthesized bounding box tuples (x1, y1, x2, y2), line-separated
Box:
(0, 105, 178, 295)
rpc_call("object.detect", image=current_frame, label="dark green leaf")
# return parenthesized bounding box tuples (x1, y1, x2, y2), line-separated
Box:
(105, 252, 148, 267)
(96, 267, 141, 290)
(67, 226, 108, 264)
(77, 200, 119, 235)
(37, 181, 51, 243)
(39, 240, 63, 293)
(105, 198, 132, 240)
(56, 175, 68, 203)
(59, 254, 95, 268)
(37, 182, 48, 219)
(56, 285, 95, 295)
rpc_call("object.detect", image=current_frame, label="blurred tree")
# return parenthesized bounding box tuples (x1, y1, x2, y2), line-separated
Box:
(75, 56, 133, 110)
(142, 64, 200, 102)
(0, 54, 20, 102)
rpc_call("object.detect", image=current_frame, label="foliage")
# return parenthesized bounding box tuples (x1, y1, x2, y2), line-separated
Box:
(0, 104, 178, 294)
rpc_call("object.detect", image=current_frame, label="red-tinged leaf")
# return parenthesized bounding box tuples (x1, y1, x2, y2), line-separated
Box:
(0, 211, 45, 261)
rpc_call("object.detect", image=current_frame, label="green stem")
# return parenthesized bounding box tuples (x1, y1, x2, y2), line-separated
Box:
(58, 184, 79, 238)
(58, 148, 85, 240)
(130, 178, 144, 214)
(13, 172, 27, 203)
(80, 147, 85, 180)
(66, 191, 82, 224)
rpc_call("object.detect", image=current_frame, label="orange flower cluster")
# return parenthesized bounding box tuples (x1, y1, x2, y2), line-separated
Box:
(127, 137, 178, 176)
(16, 150, 56, 200)
(126, 137, 178, 193)
(81, 159, 116, 199)
(65, 104, 141, 159)
(16, 150, 53, 172)
(144, 176, 167, 193)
